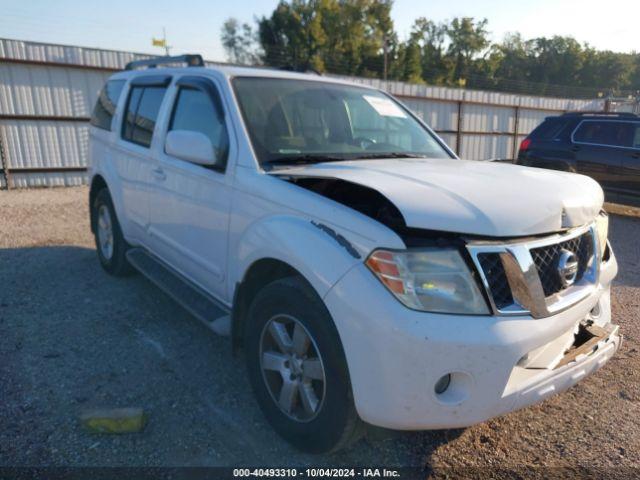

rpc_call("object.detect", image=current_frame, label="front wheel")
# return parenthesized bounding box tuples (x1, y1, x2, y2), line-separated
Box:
(245, 276, 363, 453)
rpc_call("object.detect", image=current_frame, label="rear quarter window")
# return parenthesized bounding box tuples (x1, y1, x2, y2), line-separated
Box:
(90, 80, 126, 131)
(529, 117, 568, 141)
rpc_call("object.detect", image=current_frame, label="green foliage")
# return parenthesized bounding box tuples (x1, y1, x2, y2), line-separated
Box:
(222, 1, 640, 97)
(221, 18, 258, 65)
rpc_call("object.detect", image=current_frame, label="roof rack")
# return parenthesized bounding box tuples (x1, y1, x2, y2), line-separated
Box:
(125, 54, 204, 71)
(561, 111, 638, 118)
(277, 65, 322, 75)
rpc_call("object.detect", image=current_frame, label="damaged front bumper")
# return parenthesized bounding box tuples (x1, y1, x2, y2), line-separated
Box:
(323, 247, 619, 430)
(507, 322, 620, 414)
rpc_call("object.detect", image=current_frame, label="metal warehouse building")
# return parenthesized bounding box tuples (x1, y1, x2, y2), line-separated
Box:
(0, 38, 604, 189)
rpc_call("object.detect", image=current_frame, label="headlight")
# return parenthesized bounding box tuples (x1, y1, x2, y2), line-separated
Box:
(595, 211, 609, 258)
(365, 248, 490, 315)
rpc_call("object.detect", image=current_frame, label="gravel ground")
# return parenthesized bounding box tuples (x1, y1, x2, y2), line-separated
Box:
(0, 186, 638, 475)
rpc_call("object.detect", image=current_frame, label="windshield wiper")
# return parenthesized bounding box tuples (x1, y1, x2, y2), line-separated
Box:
(263, 154, 347, 169)
(349, 152, 426, 160)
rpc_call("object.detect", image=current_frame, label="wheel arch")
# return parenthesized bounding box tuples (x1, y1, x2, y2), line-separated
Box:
(229, 214, 369, 352)
(231, 258, 312, 353)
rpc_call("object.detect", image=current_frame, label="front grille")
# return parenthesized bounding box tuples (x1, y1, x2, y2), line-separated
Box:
(477, 253, 513, 310)
(474, 229, 595, 313)
(530, 232, 594, 297)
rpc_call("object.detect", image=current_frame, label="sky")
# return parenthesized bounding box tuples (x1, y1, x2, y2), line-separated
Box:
(0, 0, 637, 61)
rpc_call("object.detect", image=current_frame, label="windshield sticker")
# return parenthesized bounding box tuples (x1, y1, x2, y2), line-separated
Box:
(363, 95, 407, 118)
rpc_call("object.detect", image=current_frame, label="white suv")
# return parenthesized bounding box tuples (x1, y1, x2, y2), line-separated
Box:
(88, 55, 620, 453)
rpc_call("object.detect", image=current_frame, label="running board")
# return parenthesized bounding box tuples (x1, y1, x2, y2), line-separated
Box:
(126, 248, 231, 336)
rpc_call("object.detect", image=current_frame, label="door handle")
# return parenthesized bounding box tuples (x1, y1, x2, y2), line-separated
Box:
(632, 152, 640, 159)
(152, 167, 166, 181)
(571, 145, 580, 152)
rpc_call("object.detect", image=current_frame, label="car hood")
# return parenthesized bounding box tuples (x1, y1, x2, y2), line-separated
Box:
(272, 158, 604, 237)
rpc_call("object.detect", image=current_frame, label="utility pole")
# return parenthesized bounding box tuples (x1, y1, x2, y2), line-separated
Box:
(162, 27, 171, 56)
(382, 34, 388, 81)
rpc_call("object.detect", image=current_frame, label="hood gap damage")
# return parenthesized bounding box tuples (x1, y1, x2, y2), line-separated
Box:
(282, 176, 463, 247)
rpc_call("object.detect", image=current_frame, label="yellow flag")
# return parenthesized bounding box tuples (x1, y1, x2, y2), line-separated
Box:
(152, 38, 166, 47)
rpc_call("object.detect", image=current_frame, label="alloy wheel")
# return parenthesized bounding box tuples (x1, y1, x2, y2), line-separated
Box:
(259, 314, 326, 422)
(97, 204, 114, 260)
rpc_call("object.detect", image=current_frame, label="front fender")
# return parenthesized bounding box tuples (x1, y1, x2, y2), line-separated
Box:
(232, 215, 366, 299)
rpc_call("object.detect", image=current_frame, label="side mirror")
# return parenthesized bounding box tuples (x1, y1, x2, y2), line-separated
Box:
(165, 130, 217, 166)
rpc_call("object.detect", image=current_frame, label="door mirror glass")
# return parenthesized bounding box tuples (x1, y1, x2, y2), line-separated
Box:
(165, 130, 217, 166)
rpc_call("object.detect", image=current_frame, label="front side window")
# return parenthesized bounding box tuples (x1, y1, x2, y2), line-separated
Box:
(232, 77, 453, 167)
(573, 121, 637, 148)
(121, 85, 167, 148)
(91, 79, 125, 131)
(169, 87, 229, 164)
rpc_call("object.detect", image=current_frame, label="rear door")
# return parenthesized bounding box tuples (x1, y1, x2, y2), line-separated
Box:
(114, 75, 170, 244)
(572, 120, 628, 192)
(521, 117, 577, 171)
(147, 75, 233, 301)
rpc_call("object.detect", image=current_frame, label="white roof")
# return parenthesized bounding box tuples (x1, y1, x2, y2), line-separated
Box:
(110, 64, 375, 89)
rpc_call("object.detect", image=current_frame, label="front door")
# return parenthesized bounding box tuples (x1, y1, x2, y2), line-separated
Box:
(147, 76, 233, 301)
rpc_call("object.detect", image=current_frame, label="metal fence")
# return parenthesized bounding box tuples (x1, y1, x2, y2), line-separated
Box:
(0, 38, 606, 189)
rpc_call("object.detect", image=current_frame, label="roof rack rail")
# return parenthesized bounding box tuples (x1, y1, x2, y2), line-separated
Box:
(561, 111, 638, 118)
(125, 54, 204, 71)
(277, 65, 322, 75)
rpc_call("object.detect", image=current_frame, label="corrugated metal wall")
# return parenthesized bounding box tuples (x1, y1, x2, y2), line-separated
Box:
(0, 38, 605, 188)
(0, 38, 152, 187)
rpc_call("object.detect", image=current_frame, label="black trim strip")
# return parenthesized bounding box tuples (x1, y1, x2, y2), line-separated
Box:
(311, 221, 361, 259)
(130, 75, 172, 87)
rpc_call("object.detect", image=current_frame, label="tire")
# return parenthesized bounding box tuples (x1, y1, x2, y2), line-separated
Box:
(92, 188, 134, 276)
(244, 276, 363, 453)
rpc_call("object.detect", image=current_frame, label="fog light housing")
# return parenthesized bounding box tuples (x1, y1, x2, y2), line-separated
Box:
(434, 374, 451, 394)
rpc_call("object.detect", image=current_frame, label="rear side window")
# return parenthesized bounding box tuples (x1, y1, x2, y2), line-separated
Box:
(90, 80, 125, 131)
(529, 117, 567, 141)
(121, 86, 168, 148)
(574, 121, 636, 148)
(169, 87, 229, 162)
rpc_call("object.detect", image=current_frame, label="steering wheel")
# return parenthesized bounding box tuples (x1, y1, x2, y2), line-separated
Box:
(353, 136, 377, 150)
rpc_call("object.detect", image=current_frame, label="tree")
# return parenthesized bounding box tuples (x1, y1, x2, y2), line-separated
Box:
(410, 17, 449, 84)
(256, 0, 395, 76)
(257, 1, 327, 71)
(223, 4, 640, 98)
(580, 48, 635, 92)
(446, 17, 490, 83)
(221, 18, 257, 65)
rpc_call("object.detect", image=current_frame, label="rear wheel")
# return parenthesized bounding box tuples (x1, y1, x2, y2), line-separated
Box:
(245, 276, 362, 453)
(92, 188, 134, 276)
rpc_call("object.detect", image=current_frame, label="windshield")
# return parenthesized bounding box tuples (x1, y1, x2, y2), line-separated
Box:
(232, 77, 454, 167)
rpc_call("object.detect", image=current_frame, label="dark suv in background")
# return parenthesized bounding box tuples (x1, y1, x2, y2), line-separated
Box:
(516, 112, 640, 205)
